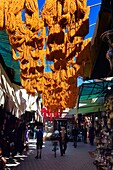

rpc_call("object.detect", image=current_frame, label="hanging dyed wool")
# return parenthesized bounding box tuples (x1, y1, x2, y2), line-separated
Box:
(0, 0, 91, 113)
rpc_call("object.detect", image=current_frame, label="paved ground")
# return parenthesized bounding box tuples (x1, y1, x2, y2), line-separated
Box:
(8, 139, 97, 170)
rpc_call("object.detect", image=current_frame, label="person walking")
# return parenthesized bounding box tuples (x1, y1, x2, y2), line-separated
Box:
(83, 125, 87, 144)
(89, 123, 95, 145)
(59, 127, 68, 156)
(72, 125, 78, 148)
(35, 127, 43, 159)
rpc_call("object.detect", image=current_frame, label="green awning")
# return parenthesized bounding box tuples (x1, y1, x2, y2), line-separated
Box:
(69, 79, 113, 115)
(0, 30, 20, 83)
(69, 103, 104, 115)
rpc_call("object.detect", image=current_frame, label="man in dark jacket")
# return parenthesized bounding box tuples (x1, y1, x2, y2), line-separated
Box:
(72, 125, 78, 148)
(35, 127, 43, 159)
(89, 123, 95, 145)
(83, 125, 87, 143)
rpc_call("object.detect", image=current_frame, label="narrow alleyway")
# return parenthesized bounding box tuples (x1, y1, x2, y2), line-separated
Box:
(6, 139, 97, 170)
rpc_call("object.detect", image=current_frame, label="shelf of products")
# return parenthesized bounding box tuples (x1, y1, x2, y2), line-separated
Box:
(94, 95, 113, 169)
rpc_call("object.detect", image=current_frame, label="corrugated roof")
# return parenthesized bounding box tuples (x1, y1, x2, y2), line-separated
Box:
(77, 79, 113, 114)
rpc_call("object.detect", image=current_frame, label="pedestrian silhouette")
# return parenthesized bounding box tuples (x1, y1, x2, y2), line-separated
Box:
(72, 125, 78, 148)
(35, 127, 43, 159)
(59, 127, 67, 156)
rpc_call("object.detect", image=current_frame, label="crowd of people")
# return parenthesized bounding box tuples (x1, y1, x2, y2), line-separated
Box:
(0, 104, 97, 169)
(48, 121, 96, 158)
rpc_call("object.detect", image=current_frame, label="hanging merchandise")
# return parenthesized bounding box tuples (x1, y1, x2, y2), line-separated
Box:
(0, 0, 91, 113)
